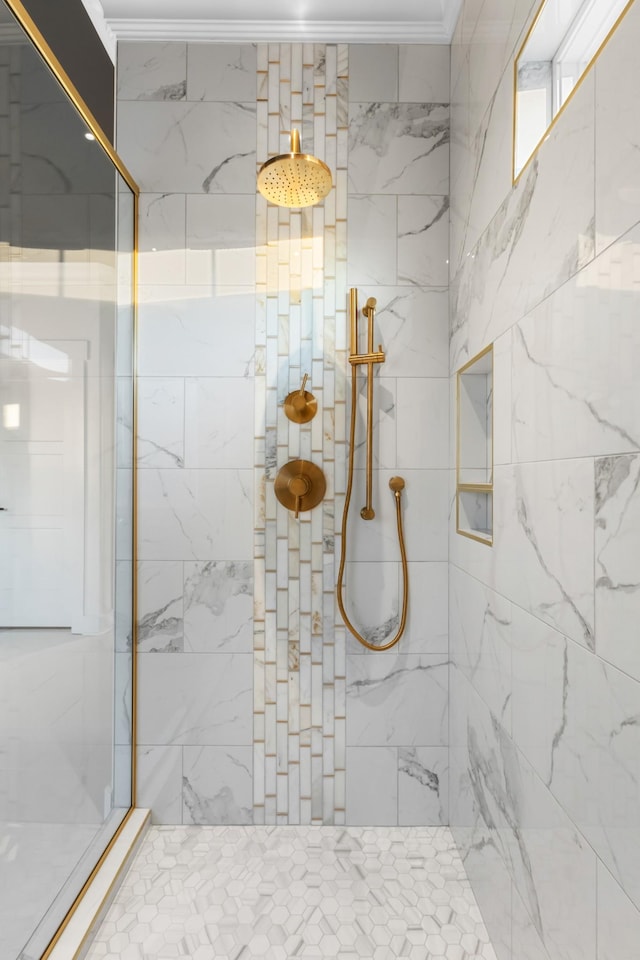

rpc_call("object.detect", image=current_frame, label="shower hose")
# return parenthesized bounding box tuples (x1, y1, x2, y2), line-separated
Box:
(336, 360, 409, 651)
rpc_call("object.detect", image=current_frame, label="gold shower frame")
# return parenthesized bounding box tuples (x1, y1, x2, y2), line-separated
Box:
(2, 2, 140, 957)
(512, 0, 635, 185)
(456, 343, 494, 546)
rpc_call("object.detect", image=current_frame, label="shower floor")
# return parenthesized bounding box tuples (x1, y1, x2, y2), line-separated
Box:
(85, 825, 497, 960)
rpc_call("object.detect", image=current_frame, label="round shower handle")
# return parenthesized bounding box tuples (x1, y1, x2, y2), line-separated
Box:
(275, 459, 326, 519)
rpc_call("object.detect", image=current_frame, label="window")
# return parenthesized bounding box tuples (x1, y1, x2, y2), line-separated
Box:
(514, 0, 630, 178)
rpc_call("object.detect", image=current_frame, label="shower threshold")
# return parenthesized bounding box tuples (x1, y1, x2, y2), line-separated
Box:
(85, 825, 497, 959)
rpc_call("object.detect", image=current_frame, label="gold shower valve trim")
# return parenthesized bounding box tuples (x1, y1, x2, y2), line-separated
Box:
(274, 459, 326, 519)
(284, 373, 317, 423)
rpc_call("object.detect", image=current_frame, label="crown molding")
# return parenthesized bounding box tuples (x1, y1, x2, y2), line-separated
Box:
(107, 18, 452, 43)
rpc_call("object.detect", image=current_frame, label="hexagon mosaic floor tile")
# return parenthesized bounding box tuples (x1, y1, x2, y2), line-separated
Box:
(85, 826, 497, 960)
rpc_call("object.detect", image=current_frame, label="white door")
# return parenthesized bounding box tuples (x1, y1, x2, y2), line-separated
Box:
(0, 337, 87, 628)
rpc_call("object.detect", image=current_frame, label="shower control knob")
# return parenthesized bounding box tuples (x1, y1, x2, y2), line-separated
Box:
(275, 459, 326, 519)
(284, 374, 318, 424)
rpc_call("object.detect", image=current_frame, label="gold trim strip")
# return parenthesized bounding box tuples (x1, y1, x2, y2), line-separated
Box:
(456, 526, 493, 547)
(131, 190, 139, 809)
(40, 809, 149, 960)
(457, 482, 492, 493)
(513, 0, 635, 186)
(3, 0, 139, 196)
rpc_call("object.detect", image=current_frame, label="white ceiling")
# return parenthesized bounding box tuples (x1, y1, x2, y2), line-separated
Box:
(98, 0, 464, 44)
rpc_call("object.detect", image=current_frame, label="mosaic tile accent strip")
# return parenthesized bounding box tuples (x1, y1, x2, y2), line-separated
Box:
(85, 825, 498, 960)
(254, 44, 349, 826)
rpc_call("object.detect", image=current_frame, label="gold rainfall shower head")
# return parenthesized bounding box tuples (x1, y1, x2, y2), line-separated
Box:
(257, 129, 332, 208)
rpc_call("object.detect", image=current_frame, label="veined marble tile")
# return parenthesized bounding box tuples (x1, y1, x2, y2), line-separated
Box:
(185, 194, 256, 288)
(450, 668, 597, 960)
(595, 0, 640, 254)
(138, 193, 186, 286)
(348, 468, 449, 562)
(117, 101, 256, 194)
(187, 43, 257, 102)
(184, 560, 253, 653)
(397, 378, 449, 469)
(117, 42, 186, 101)
(184, 377, 254, 469)
(136, 745, 183, 825)
(137, 378, 184, 469)
(450, 565, 512, 733)
(398, 195, 450, 287)
(597, 860, 640, 960)
(398, 746, 448, 825)
(348, 102, 449, 196)
(137, 560, 184, 653)
(348, 44, 398, 102)
(346, 653, 448, 747)
(345, 746, 397, 825)
(511, 883, 552, 960)
(595, 454, 640, 682)
(183, 746, 253, 825)
(137, 287, 255, 378)
(399, 45, 450, 103)
(494, 460, 595, 650)
(362, 286, 449, 379)
(137, 468, 252, 561)
(354, 375, 396, 470)
(138, 652, 253, 745)
(343, 561, 400, 653)
(512, 232, 640, 463)
(451, 71, 595, 370)
(347, 196, 397, 285)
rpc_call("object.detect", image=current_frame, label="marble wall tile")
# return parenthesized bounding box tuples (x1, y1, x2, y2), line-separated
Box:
(138, 468, 252, 561)
(185, 194, 256, 288)
(398, 195, 450, 286)
(137, 378, 185, 469)
(399, 45, 450, 103)
(398, 746, 448, 825)
(117, 101, 256, 194)
(187, 44, 257, 102)
(348, 45, 398, 102)
(183, 746, 253, 824)
(118, 42, 186, 101)
(595, 454, 640, 682)
(347, 195, 397, 285)
(402, 561, 449, 655)
(137, 560, 184, 653)
(450, 565, 512, 733)
(136, 745, 183, 825)
(345, 746, 397, 825)
(450, 72, 596, 370)
(183, 378, 254, 469)
(512, 232, 640, 464)
(138, 193, 186, 286)
(597, 861, 640, 960)
(138, 652, 253, 746)
(346, 653, 448, 747)
(348, 468, 449, 562)
(511, 884, 552, 960)
(344, 561, 401, 652)
(595, 0, 640, 255)
(348, 102, 449, 196)
(366, 286, 449, 378)
(183, 561, 253, 653)
(355, 375, 396, 469)
(494, 460, 595, 650)
(396, 378, 449, 469)
(137, 288, 255, 378)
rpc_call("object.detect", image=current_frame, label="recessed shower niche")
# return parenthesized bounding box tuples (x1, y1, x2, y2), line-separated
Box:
(456, 345, 493, 545)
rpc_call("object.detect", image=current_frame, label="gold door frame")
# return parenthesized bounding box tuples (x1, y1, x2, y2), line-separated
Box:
(1, 2, 140, 957)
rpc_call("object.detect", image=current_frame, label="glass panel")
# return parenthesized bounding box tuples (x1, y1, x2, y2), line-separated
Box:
(0, 5, 135, 958)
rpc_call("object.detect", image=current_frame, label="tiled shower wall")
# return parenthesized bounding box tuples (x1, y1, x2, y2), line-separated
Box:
(449, 2, 640, 959)
(117, 40, 449, 826)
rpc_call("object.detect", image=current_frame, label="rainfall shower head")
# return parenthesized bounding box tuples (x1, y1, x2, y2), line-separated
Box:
(257, 129, 332, 208)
